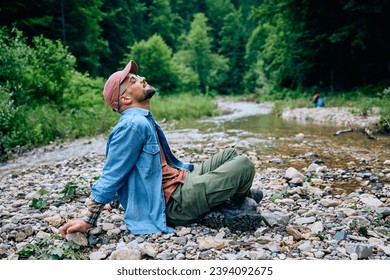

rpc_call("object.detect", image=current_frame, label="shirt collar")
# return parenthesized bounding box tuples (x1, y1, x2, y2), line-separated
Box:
(121, 108, 151, 117)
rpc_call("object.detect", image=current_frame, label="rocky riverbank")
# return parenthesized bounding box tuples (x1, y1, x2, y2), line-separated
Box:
(1, 102, 389, 260)
(282, 107, 381, 129)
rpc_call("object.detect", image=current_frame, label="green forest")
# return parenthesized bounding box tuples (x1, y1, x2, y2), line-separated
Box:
(1, 0, 389, 159)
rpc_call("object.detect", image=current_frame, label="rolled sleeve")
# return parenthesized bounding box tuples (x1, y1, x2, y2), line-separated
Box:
(82, 198, 105, 225)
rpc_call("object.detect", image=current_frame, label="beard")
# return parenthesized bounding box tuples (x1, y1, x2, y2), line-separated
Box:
(144, 87, 156, 99)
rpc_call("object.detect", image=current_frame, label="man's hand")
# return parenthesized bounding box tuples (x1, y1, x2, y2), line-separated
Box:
(60, 219, 92, 238)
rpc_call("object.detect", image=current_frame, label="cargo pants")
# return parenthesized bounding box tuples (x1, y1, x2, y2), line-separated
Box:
(166, 148, 256, 226)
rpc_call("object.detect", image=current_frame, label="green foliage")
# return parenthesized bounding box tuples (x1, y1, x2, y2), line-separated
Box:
(125, 34, 179, 93)
(316, 231, 324, 241)
(372, 212, 384, 227)
(0, 27, 77, 106)
(100, 0, 144, 76)
(0, 86, 18, 155)
(270, 187, 289, 203)
(176, 13, 229, 94)
(244, 0, 310, 96)
(358, 226, 368, 237)
(1, 0, 389, 91)
(30, 187, 49, 209)
(0, 27, 120, 158)
(16, 239, 88, 260)
(349, 204, 358, 210)
(204, 0, 235, 51)
(152, 93, 219, 121)
(171, 53, 200, 92)
(147, 0, 180, 48)
(59, 182, 78, 201)
(64, 0, 107, 76)
(349, 219, 358, 230)
(218, 8, 247, 94)
(59, 181, 89, 202)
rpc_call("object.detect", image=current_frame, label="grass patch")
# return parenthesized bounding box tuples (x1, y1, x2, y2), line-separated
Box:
(151, 93, 220, 121)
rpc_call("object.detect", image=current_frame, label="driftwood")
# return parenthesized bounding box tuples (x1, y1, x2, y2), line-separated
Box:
(334, 127, 376, 140)
(334, 128, 353, 136)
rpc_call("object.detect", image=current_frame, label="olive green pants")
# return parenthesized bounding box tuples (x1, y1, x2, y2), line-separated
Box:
(166, 148, 255, 226)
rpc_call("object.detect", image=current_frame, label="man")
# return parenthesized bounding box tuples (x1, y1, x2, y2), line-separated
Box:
(60, 60, 264, 238)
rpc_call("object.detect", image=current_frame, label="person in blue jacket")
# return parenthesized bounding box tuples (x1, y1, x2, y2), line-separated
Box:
(60, 60, 264, 238)
(312, 93, 325, 107)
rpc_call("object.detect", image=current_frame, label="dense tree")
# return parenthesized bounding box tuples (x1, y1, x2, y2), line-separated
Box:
(231, 0, 263, 38)
(0, 0, 108, 76)
(100, 0, 146, 76)
(218, 8, 247, 94)
(175, 13, 228, 94)
(169, 0, 208, 33)
(124, 34, 179, 93)
(63, 0, 107, 76)
(305, 0, 390, 91)
(1, 0, 388, 93)
(147, 0, 180, 48)
(204, 0, 235, 51)
(246, 0, 390, 95)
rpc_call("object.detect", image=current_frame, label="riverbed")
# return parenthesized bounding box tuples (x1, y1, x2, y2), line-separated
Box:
(1, 101, 389, 260)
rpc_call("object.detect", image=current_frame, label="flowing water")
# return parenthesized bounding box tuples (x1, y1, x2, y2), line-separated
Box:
(168, 103, 389, 167)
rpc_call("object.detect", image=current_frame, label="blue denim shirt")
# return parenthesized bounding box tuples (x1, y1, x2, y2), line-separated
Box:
(91, 108, 194, 234)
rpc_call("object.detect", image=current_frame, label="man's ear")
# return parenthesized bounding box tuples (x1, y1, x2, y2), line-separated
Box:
(120, 94, 132, 105)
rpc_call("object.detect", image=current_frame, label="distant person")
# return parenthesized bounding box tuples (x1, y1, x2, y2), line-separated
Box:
(312, 93, 325, 107)
(59, 59, 264, 238)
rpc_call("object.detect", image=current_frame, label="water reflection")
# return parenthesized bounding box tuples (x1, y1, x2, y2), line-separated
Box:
(168, 112, 390, 171)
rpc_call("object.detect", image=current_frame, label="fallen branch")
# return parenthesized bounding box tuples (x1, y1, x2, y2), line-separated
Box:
(333, 127, 376, 140)
(334, 128, 353, 136)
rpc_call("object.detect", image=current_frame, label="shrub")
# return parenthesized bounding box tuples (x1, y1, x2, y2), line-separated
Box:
(0, 86, 18, 155)
(0, 27, 76, 106)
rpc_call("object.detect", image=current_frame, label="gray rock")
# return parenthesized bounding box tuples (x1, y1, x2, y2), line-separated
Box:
(320, 198, 340, 208)
(139, 242, 158, 259)
(89, 251, 108, 260)
(306, 163, 320, 173)
(285, 167, 306, 181)
(89, 226, 102, 235)
(157, 251, 176, 260)
(66, 232, 88, 246)
(261, 211, 290, 226)
(359, 194, 383, 207)
(173, 236, 187, 246)
(295, 217, 316, 225)
(345, 243, 373, 259)
(110, 249, 142, 260)
(333, 230, 348, 240)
